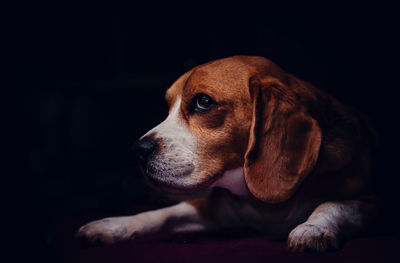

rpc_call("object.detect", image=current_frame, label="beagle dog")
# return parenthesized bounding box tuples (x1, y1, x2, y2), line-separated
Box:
(77, 56, 378, 252)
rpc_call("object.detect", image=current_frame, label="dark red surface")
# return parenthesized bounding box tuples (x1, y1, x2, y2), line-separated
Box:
(50, 212, 400, 263)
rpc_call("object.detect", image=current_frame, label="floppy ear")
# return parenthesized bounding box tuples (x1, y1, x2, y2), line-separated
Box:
(244, 77, 321, 203)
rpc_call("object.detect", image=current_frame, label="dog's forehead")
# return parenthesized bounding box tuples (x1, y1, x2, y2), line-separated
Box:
(166, 59, 254, 105)
(190, 59, 252, 88)
(165, 71, 190, 107)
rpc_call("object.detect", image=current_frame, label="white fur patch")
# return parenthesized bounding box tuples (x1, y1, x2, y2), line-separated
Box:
(77, 202, 212, 244)
(141, 96, 200, 185)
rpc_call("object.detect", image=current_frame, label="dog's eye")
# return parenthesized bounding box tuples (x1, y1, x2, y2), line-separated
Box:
(195, 93, 215, 112)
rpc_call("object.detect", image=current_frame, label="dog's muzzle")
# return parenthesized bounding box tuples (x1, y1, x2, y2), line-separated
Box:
(133, 134, 197, 191)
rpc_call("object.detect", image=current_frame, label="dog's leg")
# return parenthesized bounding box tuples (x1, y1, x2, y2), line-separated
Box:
(77, 199, 216, 245)
(287, 198, 377, 252)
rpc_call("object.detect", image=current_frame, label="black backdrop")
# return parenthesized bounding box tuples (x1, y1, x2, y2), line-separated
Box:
(6, 1, 400, 261)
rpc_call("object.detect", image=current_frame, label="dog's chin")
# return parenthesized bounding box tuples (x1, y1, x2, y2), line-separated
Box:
(143, 170, 222, 194)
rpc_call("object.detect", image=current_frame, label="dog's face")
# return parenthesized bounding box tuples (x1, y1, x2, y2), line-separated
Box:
(137, 56, 321, 203)
(138, 59, 253, 192)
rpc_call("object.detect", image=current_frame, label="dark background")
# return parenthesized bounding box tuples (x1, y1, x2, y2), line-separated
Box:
(6, 1, 400, 262)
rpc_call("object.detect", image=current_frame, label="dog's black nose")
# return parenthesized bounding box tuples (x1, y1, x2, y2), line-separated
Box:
(134, 137, 158, 161)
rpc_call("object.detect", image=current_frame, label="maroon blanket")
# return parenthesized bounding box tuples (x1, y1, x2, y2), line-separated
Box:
(51, 213, 399, 263)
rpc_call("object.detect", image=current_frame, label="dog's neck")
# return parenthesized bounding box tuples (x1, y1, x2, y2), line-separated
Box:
(209, 167, 251, 198)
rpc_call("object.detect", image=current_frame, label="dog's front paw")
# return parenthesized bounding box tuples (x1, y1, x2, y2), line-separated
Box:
(76, 217, 140, 246)
(287, 223, 340, 252)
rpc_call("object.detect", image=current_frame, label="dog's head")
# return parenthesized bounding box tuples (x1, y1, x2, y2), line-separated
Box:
(136, 56, 321, 203)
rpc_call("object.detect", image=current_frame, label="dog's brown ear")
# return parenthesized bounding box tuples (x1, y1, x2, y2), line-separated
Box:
(244, 77, 321, 203)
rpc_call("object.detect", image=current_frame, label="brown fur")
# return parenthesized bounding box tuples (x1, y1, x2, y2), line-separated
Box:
(245, 77, 322, 203)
